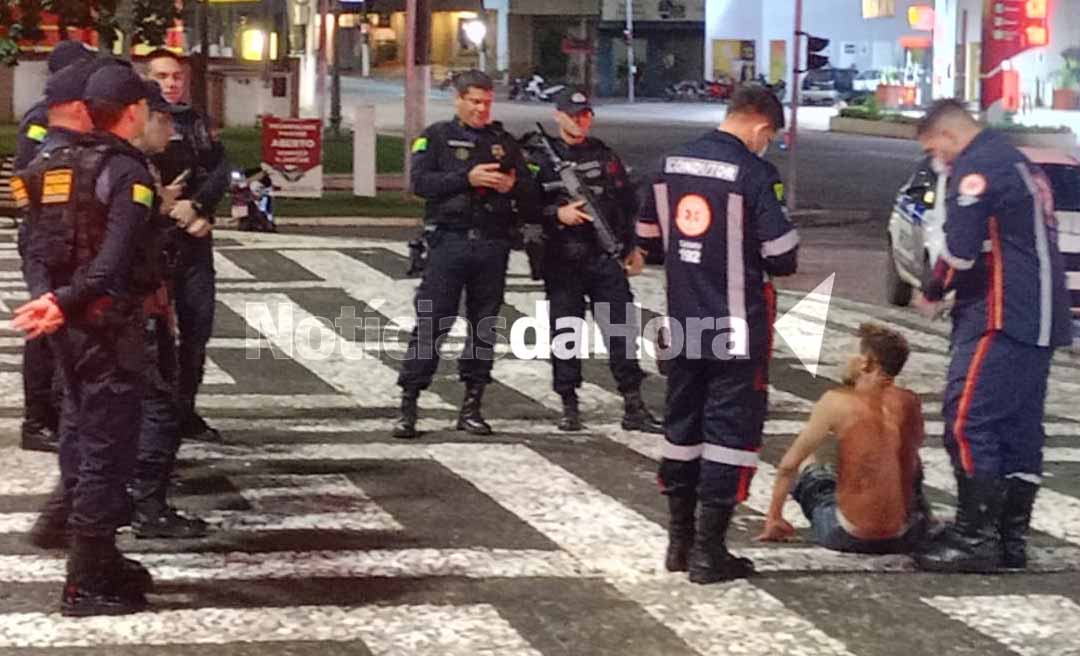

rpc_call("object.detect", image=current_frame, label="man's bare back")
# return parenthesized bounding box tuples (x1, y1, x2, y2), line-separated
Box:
(758, 323, 928, 552)
(826, 385, 924, 539)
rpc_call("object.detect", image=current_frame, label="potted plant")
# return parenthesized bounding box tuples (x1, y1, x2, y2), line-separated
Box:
(1051, 47, 1080, 110)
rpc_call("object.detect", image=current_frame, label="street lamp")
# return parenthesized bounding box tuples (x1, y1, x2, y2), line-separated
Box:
(463, 19, 486, 72)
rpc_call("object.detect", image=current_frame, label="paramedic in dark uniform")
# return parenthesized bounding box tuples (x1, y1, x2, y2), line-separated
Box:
(636, 86, 798, 584)
(13, 64, 156, 616)
(520, 88, 662, 434)
(14, 40, 96, 453)
(912, 100, 1072, 573)
(392, 70, 538, 439)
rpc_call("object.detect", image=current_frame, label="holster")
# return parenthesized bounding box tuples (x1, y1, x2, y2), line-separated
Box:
(406, 232, 429, 277)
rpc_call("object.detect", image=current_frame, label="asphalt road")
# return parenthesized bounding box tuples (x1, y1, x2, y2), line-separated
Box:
(3, 223, 1080, 654)
(341, 76, 925, 215)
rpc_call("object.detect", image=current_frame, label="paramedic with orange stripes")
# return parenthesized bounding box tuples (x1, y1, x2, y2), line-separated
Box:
(913, 100, 1072, 573)
(636, 87, 798, 584)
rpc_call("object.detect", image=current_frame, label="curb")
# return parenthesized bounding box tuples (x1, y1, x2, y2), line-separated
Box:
(790, 209, 875, 227)
(270, 216, 422, 227)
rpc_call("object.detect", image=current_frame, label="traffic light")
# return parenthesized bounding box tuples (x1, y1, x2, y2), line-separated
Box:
(797, 31, 830, 72)
(1023, 0, 1049, 48)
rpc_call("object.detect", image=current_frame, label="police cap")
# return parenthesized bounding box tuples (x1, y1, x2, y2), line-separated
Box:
(44, 56, 131, 107)
(48, 40, 95, 74)
(84, 64, 150, 107)
(556, 88, 594, 116)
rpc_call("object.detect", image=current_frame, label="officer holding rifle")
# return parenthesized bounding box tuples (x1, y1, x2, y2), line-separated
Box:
(522, 88, 662, 434)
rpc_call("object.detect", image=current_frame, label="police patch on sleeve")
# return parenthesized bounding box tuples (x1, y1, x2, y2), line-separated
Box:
(773, 182, 784, 202)
(411, 137, 429, 153)
(10, 176, 29, 208)
(41, 169, 73, 205)
(26, 124, 47, 143)
(132, 183, 154, 208)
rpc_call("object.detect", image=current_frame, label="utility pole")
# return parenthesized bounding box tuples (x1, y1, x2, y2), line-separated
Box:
(317, 0, 329, 129)
(404, 0, 431, 184)
(330, 1, 342, 134)
(787, 0, 803, 214)
(625, 0, 634, 103)
(192, 0, 210, 114)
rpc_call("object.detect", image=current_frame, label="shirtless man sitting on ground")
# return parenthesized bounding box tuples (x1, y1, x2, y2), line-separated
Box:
(756, 322, 931, 553)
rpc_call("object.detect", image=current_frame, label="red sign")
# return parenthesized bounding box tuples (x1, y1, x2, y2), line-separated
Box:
(981, 0, 1051, 111)
(261, 117, 323, 198)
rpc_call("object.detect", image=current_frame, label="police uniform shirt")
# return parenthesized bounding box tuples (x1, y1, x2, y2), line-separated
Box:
(637, 130, 799, 358)
(527, 135, 639, 257)
(153, 105, 228, 217)
(410, 118, 535, 231)
(931, 129, 1072, 348)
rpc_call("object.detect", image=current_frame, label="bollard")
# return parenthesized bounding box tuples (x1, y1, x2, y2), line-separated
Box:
(353, 104, 377, 198)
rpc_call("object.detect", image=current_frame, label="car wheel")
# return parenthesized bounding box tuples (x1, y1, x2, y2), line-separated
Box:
(886, 240, 913, 306)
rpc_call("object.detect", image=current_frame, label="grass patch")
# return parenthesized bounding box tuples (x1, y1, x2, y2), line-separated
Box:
(271, 190, 422, 218)
(1, 124, 405, 174)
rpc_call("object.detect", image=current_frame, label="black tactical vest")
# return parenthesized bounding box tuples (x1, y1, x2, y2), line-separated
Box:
(19, 140, 162, 301)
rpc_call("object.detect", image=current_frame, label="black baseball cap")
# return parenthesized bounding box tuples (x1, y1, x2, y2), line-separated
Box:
(48, 40, 95, 73)
(84, 63, 150, 106)
(45, 56, 133, 106)
(143, 79, 179, 113)
(556, 88, 593, 116)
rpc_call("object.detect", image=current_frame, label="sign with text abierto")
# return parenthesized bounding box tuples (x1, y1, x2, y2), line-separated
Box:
(261, 117, 323, 198)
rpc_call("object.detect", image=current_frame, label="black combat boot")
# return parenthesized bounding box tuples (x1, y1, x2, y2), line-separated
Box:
(999, 477, 1039, 570)
(130, 481, 208, 540)
(392, 389, 420, 439)
(61, 536, 148, 617)
(557, 391, 582, 432)
(21, 419, 59, 453)
(457, 384, 493, 435)
(688, 504, 754, 584)
(665, 494, 697, 572)
(28, 483, 69, 550)
(621, 390, 664, 434)
(179, 413, 222, 443)
(915, 474, 1004, 573)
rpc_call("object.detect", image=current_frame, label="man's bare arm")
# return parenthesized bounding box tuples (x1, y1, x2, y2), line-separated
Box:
(763, 392, 839, 523)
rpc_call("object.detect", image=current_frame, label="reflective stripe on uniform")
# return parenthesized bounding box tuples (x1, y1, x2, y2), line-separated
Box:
(761, 229, 799, 258)
(702, 444, 760, 468)
(941, 242, 975, 271)
(653, 182, 671, 250)
(1016, 162, 1054, 347)
(661, 442, 704, 461)
(727, 193, 747, 325)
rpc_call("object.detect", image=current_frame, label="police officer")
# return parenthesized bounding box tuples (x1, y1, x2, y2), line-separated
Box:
(146, 48, 230, 443)
(393, 70, 538, 439)
(13, 63, 158, 616)
(520, 89, 662, 434)
(14, 40, 96, 453)
(637, 86, 798, 583)
(912, 100, 1072, 573)
(13, 40, 96, 170)
(126, 79, 210, 539)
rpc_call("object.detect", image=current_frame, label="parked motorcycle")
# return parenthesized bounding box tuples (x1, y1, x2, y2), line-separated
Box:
(664, 80, 703, 102)
(509, 73, 566, 102)
(229, 166, 276, 232)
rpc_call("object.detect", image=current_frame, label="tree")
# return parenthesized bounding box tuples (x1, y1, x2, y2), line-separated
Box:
(131, 0, 180, 48)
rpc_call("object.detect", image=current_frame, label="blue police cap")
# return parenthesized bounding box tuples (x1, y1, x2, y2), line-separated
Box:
(45, 60, 91, 107)
(48, 40, 95, 74)
(84, 64, 150, 106)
